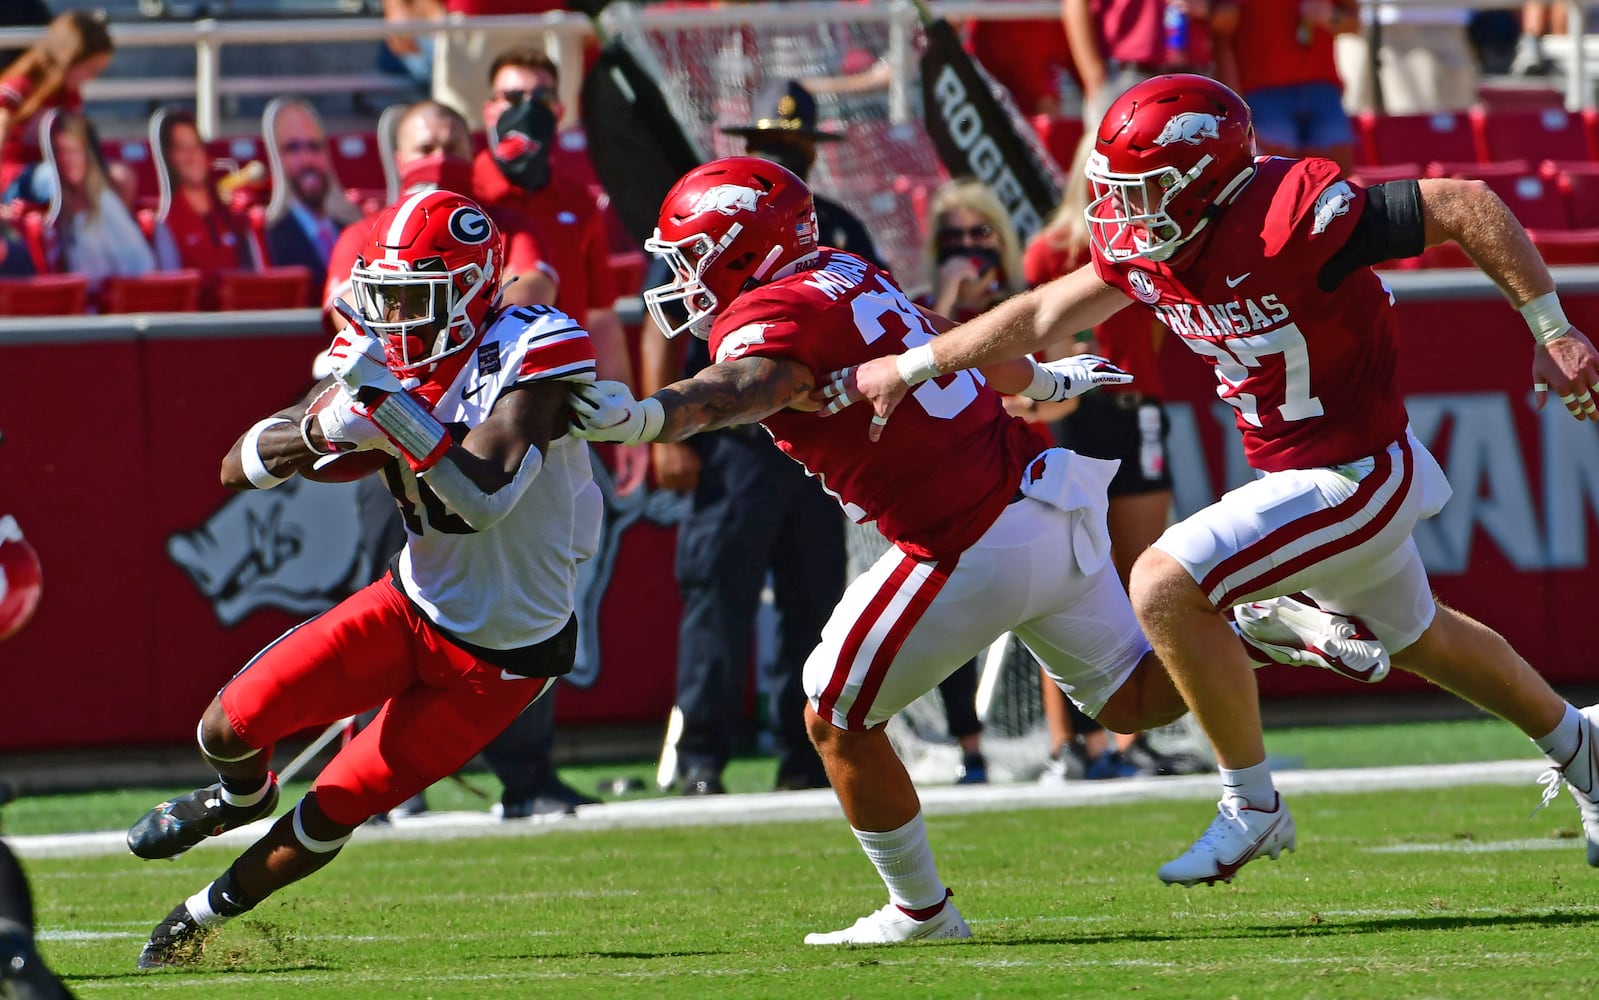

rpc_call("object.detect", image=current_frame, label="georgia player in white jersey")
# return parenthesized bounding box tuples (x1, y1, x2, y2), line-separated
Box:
(571, 156, 1194, 944)
(837, 75, 1599, 887)
(126, 190, 601, 969)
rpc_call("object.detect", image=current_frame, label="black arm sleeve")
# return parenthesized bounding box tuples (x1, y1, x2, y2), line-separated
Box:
(1317, 180, 1426, 292)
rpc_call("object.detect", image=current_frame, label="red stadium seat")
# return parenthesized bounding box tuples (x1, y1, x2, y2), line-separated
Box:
(1474, 106, 1592, 164)
(98, 270, 202, 314)
(206, 135, 266, 170)
(330, 131, 387, 191)
(1475, 84, 1565, 113)
(1529, 228, 1599, 265)
(1551, 162, 1599, 228)
(15, 210, 51, 273)
(1428, 159, 1529, 180)
(1357, 111, 1480, 167)
(1349, 162, 1424, 186)
(0, 274, 89, 315)
(211, 266, 311, 312)
(1470, 171, 1570, 230)
(102, 137, 159, 204)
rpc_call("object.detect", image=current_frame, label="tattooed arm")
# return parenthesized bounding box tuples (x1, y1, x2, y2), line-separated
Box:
(653, 355, 818, 441)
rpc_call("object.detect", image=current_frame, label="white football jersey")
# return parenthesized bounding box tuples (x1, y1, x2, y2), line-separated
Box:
(389, 305, 602, 652)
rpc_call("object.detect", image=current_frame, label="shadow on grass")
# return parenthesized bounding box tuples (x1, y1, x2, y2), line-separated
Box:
(982, 908, 1599, 947)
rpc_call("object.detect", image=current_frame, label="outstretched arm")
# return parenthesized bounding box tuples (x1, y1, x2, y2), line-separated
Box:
(823, 263, 1129, 436)
(570, 356, 816, 445)
(1420, 177, 1599, 419)
(655, 356, 816, 440)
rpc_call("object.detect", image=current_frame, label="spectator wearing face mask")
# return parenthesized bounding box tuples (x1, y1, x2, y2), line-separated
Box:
(323, 99, 555, 317)
(471, 47, 645, 497)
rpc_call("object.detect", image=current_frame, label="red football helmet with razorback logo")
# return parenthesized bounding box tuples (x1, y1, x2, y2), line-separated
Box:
(350, 189, 503, 377)
(644, 156, 818, 339)
(0, 515, 42, 643)
(1085, 74, 1257, 264)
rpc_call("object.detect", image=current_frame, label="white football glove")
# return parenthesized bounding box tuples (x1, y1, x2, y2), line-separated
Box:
(311, 386, 397, 456)
(568, 380, 666, 445)
(325, 301, 404, 397)
(1019, 354, 1135, 403)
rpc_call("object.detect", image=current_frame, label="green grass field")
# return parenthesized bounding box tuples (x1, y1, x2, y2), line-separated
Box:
(11, 719, 1599, 999)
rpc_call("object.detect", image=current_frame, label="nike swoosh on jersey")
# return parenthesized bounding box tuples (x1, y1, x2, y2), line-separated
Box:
(1225, 273, 1251, 288)
(499, 669, 529, 682)
(463, 382, 489, 400)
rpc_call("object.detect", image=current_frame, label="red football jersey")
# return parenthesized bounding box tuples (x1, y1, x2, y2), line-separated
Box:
(1093, 156, 1409, 472)
(709, 250, 1045, 561)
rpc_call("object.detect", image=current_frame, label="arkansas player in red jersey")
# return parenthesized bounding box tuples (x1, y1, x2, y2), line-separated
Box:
(571, 156, 1191, 943)
(839, 75, 1599, 886)
(125, 190, 602, 969)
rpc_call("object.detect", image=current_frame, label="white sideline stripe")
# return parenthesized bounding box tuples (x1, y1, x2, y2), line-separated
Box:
(6, 758, 1549, 860)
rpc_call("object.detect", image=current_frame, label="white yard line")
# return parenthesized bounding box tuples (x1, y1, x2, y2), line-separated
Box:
(5, 758, 1548, 861)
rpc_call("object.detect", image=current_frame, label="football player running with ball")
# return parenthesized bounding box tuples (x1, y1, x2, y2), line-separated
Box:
(833, 75, 1599, 886)
(126, 190, 602, 967)
(572, 156, 1212, 944)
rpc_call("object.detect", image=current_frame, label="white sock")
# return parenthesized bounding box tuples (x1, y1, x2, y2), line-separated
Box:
(184, 886, 227, 929)
(1219, 761, 1277, 810)
(852, 813, 947, 914)
(1535, 704, 1594, 793)
(220, 774, 272, 809)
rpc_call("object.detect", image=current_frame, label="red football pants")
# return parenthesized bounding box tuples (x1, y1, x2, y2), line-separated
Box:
(219, 578, 554, 826)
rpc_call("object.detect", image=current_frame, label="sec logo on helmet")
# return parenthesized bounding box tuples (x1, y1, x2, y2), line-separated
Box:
(0, 515, 42, 643)
(448, 205, 492, 245)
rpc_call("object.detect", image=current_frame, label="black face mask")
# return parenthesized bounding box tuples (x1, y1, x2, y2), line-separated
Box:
(490, 96, 556, 193)
(937, 243, 1002, 277)
(747, 142, 814, 183)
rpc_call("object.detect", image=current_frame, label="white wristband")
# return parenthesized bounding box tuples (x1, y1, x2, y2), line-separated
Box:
(1019, 357, 1060, 401)
(1520, 292, 1571, 346)
(242, 418, 292, 490)
(896, 344, 941, 386)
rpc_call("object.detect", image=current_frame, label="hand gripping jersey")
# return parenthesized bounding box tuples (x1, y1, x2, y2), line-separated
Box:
(708, 250, 1045, 561)
(1093, 157, 1410, 472)
(385, 303, 603, 652)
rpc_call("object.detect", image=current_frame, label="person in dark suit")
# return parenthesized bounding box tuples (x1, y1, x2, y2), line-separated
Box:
(639, 79, 882, 795)
(262, 98, 360, 305)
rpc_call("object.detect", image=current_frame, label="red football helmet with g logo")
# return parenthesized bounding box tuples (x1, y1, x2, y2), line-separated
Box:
(644, 156, 819, 339)
(351, 189, 502, 376)
(0, 515, 42, 643)
(1085, 74, 1257, 264)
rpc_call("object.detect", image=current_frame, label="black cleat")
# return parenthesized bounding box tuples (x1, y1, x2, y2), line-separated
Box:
(136, 903, 206, 970)
(127, 776, 280, 861)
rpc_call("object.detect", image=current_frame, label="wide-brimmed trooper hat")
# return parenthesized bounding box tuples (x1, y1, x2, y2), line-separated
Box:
(720, 78, 843, 142)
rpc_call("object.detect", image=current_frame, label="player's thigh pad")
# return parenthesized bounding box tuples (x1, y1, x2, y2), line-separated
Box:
(1154, 432, 1449, 611)
(219, 580, 431, 749)
(805, 498, 1140, 730)
(316, 673, 556, 826)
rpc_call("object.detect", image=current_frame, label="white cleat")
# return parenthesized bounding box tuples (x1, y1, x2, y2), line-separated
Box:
(803, 892, 972, 945)
(1234, 596, 1390, 684)
(1158, 795, 1297, 887)
(1532, 704, 1599, 867)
